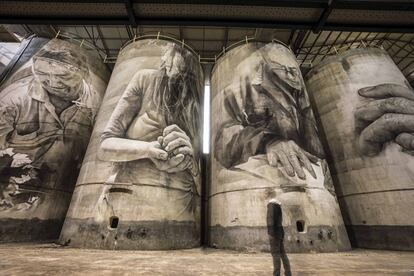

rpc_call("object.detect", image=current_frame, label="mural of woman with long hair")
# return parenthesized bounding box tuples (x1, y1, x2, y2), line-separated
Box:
(98, 42, 202, 219)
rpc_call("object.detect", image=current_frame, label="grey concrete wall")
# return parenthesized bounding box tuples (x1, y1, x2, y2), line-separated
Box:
(305, 48, 414, 251)
(209, 42, 350, 253)
(0, 38, 109, 242)
(59, 39, 203, 250)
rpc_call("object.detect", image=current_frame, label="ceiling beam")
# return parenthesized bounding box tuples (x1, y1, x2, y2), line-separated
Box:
(2, 24, 56, 39)
(321, 31, 342, 60)
(97, 25, 111, 58)
(392, 36, 414, 60)
(401, 58, 414, 72)
(0, 17, 130, 26)
(385, 33, 406, 52)
(301, 31, 323, 65)
(223, 27, 229, 49)
(2, 18, 414, 33)
(125, 0, 137, 27)
(179, 26, 183, 41)
(6, 0, 328, 8)
(293, 30, 309, 54)
(8, 0, 414, 10)
(255, 28, 275, 42)
(125, 26, 133, 39)
(345, 32, 363, 50)
(314, 0, 336, 33)
(310, 31, 333, 63)
(334, 0, 414, 11)
(287, 30, 296, 47)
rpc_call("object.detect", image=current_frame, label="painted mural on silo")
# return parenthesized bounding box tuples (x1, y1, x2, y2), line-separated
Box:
(59, 39, 203, 250)
(0, 36, 50, 89)
(0, 38, 109, 241)
(305, 48, 414, 250)
(210, 41, 350, 253)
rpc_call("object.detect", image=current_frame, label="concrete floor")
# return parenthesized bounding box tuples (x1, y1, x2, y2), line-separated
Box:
(0, 243, 413, 275)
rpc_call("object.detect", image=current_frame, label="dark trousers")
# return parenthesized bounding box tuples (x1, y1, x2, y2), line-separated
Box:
(269, 236, 292, 276)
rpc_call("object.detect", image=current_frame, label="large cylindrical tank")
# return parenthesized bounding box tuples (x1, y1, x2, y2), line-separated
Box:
(209, 41, 350, 252)
(305, 48, 414, 251)
(0, 38, 109, 241)
(59, 38, 203, 250)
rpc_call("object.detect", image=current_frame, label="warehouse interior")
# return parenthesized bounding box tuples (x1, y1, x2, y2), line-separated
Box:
(0, 1, 414, 275)
(2, 1, 414, 78)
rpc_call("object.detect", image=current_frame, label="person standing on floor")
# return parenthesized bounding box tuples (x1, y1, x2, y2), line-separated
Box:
(267, 199, 292, 276)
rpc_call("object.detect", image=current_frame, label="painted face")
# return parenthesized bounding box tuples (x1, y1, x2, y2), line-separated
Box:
(165, 53, 186, 77)
(265, 54, 302, 91)
(33, 58, 84, 100)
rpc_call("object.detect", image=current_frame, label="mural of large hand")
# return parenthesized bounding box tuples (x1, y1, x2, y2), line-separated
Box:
(151, 124, 194, 173)
(266, 140, 318, 179)
(150, 151, 187, 173)
(355, 83, 414, 156)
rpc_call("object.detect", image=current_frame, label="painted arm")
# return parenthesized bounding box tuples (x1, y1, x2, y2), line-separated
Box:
(298, 87, 325, 159)
(98, 71, 184, 171)
(264, 88, 322, 180)
(215, 83, 276, 168)
(98, 72, 166, 162)
(0, 103, 17, 150)
(99, 138, 167, 162)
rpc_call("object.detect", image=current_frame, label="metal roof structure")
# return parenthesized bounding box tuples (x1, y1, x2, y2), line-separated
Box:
(1, 1, 414, 81)
(2, 0, 414, 31)
(0, 25, 19, 42)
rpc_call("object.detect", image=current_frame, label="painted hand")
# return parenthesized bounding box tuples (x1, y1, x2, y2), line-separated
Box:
(151, 153, 189, 173)
(266, 140, 318, 180)
(355, 84, 414, 156)
(156, 124, 194, 173)
(11, 153, 32, 168)
(148, 140, 189, 173)
(147, 141, 168, 160)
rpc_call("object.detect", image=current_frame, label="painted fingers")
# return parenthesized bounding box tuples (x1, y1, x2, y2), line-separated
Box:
(266, 140, 318, 180)
(356, 83, 414, 155)
(151, 124, 194, 173)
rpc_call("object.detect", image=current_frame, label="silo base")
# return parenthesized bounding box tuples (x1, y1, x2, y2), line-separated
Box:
(208, 179, 351, 253)
(347, 225, 414, 251)
(59, 218, 200, 250)
(0, 218, 63, 242)
(209, 224, 350, 253)
(0, 191, 72, 242)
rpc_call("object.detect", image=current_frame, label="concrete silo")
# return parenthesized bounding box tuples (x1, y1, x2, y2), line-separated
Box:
(59, 38, 203, 250)
(305, 47, 414, 250)
(209, 41, 350, 252)
(0, 38, 109, 241)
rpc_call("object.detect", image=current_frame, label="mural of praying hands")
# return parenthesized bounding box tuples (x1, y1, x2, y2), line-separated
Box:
(355, 83, 414, 156)
(266, 140, 318, 180)
(150, 148, 187, 173)
(152, 124, 194, 173)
